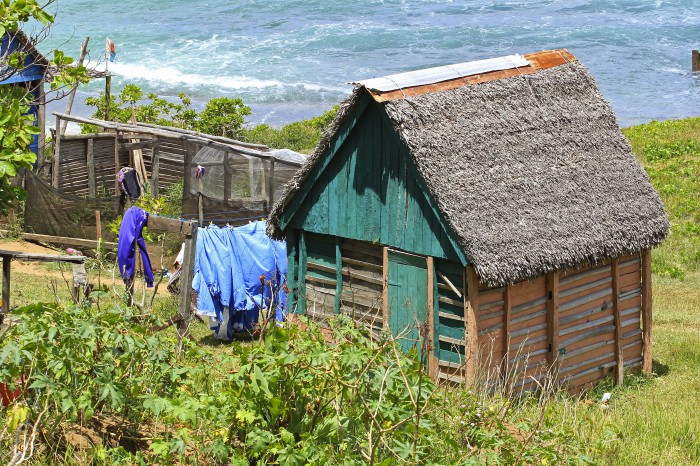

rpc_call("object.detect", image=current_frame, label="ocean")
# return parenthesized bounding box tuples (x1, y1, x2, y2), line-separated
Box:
(40, 0, 700, 128)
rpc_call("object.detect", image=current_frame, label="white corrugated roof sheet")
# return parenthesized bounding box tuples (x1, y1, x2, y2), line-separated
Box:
(352, 54, 530, 92)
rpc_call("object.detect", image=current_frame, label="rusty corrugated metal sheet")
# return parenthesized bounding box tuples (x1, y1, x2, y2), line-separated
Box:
(360, 49, 577, 103)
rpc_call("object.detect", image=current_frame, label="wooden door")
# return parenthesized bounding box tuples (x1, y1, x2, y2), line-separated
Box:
(387, 249, 429, 354)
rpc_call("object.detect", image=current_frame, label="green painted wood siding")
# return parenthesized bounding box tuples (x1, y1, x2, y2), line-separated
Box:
(289, 103, 461, 261)
(387, 249, 428, 354)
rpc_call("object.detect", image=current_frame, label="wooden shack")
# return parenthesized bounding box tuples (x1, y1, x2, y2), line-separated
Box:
(0, 29, 48, 165)
(267, 50, 669, 391)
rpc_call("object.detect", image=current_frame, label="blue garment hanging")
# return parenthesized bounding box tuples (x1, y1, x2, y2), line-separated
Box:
(116, 206, 154, 287)
(192, 221, 287, 339)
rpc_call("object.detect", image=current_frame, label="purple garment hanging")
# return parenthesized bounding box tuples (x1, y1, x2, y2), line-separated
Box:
(117, 206, 154, 287)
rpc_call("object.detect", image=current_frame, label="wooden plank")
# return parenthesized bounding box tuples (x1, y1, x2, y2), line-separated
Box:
(642, 249, 652, 375)
(0, 250, 86, 264)
(342, 256, 383, 272)
(464, 265, 479, 385)
(546, 271, 560, 368)
(382, 246, 389, 329)
(611, 258, 624, 385)
(87, 138, 96, 197)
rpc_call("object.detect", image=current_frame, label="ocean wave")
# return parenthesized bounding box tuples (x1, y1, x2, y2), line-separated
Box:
(84, 59, 346, 94)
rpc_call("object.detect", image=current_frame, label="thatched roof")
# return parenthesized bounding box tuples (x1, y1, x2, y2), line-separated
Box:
(268, 51, 669, 287)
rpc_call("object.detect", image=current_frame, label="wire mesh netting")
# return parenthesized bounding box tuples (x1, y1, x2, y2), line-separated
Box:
(24, 170, 120, 241)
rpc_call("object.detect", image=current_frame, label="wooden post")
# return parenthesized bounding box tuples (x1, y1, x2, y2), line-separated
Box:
(502, 284, 512, 376)
(151, 144, 160, 197)
(1, 255, 10, 324)
(60, 36, 90, 136)
(198, 193, 204, 225)
(693, 50, 700, 72)
(611, 258, 624, 385)
(382, 247, 389, 328)
(426, 256, 436, 379)
(546, 271, 560, 371)
(36, 81, 46, 172)
(183, 141, 194, 201)
(177, 221, 198, 351)
(334, 238, 342, 314)
(114, 131, 120, 194)
(95, 209, 102, 260)
(87, 138, 96, 197)
(52, 114, 61, 188)
(104, 74, 112, 121)
(285, 229, 298, 314)
(267, 157, 275, 212)
(642, 250, 653, 375)
(464, 265, 480, 385)
(298, 231, 307, 314)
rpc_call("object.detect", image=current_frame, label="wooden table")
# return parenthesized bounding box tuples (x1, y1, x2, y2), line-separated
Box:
(0, 250, 87, 324)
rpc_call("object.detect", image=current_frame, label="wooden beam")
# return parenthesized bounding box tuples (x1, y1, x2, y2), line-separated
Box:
(546, 271, 560, 370)
(693, 50, 700, 72)
(503, 284, 512, 375)
(177, 221, 198, 351)
(426, 256, 437, 379)
(611, 258, 624, 385)
(86, 138, 96, 197)
(146, 214, 196, 234)
(642, 250, 653, 375)
(334, 238, 342, 314)
(20, 232, 117, 251)
(437, 270, 462, 298)
(464, 265, 480, 385)
(382, 246, 389, 329)
(52, 114, 61, 188)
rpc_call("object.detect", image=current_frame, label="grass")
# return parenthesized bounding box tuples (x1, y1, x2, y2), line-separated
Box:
(622, 117, 700, 278)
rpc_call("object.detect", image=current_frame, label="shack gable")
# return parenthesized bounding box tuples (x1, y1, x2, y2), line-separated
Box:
(281, 95, 464, 262)
(0, 30, 47, 84)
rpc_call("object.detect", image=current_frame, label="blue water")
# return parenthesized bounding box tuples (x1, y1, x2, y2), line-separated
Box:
(39, 0, 700, 127)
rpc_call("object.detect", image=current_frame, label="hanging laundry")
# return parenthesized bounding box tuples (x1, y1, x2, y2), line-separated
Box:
(117, 206, 154, 287)
(192, 221, 286, 340)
